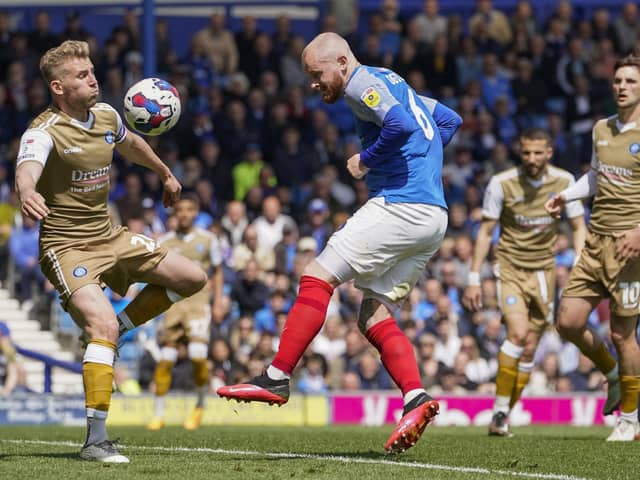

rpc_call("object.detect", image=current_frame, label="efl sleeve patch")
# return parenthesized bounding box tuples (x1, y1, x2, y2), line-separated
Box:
(360, 86, 381, 108)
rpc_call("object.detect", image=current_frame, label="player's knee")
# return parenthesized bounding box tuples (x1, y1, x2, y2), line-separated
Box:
(174, 270, 207, 298)
(507, 330, 527, 347)
(86, 314, 119, 342)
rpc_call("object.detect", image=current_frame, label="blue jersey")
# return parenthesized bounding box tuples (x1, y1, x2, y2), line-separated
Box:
(344, 65, 461, 208)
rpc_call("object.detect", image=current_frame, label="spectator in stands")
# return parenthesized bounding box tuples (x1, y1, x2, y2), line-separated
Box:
(28, 10, 58, 55)
(615, 2, 639, 55)
(192, 13, 238, 75)
(230, 259, 270, 316)
(251, 195, 295, 251)
(468, 0, 512, 48)
(296, 352, 329, 394)
(352, 349, 393, 390)
(0, 321, 17, 396)
(412, 0, 447, 49)
(221, 200, 248, 248)
(8, 215, 42, 304)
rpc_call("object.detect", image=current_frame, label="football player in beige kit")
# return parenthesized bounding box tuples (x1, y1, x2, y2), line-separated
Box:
(14, 41, 207, 462)
(463, 128, 587, 437)
(147, 194, 223, 431)
(546, 55, 640, 441)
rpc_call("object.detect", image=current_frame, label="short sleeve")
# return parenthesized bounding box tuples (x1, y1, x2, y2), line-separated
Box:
(482, 176, 504, 219)
(114, 110, 127, 143)
(16, 129, 53, 166)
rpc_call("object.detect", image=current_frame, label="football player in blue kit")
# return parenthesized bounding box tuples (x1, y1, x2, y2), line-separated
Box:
(218, 32, 462, 453)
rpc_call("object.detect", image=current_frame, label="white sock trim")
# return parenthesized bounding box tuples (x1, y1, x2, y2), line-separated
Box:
(86, 408, 108, 420)
(494, 395, 510, 414)
(267, 364, 290, 380)
(83, 343, 115, 366)
(518, 361, 534, 373)
(620, 410, 638, 423)
(188, 342, 208, 360)
(166, 289, 184, 303)
(403, 388, 425, 405)
(500, 340, 524, 359)
(160, 346, 179, 362)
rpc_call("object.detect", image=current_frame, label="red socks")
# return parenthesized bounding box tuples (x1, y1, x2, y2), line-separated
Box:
(366, 317, 423, 394)
(271, 276, 334, 374)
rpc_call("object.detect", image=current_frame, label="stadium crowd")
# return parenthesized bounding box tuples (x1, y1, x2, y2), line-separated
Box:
(1, 0, 640, 397)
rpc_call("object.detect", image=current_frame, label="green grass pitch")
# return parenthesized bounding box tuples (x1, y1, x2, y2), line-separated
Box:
(1, 425, 638, 480)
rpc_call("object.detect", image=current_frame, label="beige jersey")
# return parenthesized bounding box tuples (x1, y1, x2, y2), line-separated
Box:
(158, 227, 221, 271)
(16, 103, 126, 251)
(589, 116, 640, 234)
(158, 227, 221, 302)
(483, 165, 584, 269)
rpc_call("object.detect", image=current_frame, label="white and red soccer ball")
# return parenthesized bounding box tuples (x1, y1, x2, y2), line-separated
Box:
(123, 77, 181, 136)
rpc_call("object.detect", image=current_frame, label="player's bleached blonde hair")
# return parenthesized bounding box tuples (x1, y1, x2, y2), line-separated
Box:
(39, 40, 90, 83)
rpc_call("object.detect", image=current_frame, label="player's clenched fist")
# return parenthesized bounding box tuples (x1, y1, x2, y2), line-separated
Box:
(544, 194, 565, 219)
(346, 153, 369, 179)
(161, 174, 182, 207)
(20, 189, 49, 221)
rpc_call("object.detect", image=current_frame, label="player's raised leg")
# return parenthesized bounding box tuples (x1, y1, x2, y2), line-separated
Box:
(68, 285, 129, 463)
(606, 314, 640, 441)
(116, 248, 207, 334)
(217, 259, 337, 405)
(556, 296, 620, 415)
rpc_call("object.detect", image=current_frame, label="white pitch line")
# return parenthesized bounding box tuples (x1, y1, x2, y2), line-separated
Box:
(1, 439, 588, 480)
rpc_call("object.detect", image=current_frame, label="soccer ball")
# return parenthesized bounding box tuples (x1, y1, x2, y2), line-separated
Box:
(123, 78, 181, 136)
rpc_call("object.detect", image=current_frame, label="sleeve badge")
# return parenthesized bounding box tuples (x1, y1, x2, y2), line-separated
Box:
(360, 86, 381, 108)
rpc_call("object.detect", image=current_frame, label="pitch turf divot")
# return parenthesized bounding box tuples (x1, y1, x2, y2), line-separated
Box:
(0, 439, 588, 480)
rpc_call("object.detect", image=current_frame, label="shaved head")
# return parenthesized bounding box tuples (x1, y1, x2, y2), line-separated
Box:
(302, 32, 359, 104)
(302, 32, 354, 64)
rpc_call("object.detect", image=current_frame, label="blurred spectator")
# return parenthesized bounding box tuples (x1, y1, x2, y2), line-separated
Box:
(351, 349, 394, 390)
(434, 318, 461, 368)
(221, 200, 248, 247)
(296, 353, 329, 394)
(232, 143, 265, 201)
(0, 321, 17, 396)
(412, 0, 447, 48)
(28, 10, 59, 55)
(192, 13, 238, 75)
(468, 0, 512, 48)
(230, 259, 270, 315)
(614, 2, 639, 54)
(251, 195, 295, 251)
(8, 215, 42, 303)
(230, 223, 275, 272)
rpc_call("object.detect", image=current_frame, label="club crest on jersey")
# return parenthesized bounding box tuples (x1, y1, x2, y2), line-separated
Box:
(196, 244, 205, 253)
(361, 87, 381, 108)
(506, 295, 517, 306)
(73, 266, 88, 278)
(629, 143, 640, 154)
(104, 130, 115, 144)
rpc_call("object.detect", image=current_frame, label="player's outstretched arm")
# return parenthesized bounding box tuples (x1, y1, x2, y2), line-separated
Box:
(546, 169, 597, 219)
(15, 161, 49, 221)
(116, 129, 181, 207)
(462, 218, 497, 312)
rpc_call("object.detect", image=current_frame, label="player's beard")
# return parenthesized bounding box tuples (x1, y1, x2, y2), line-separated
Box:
(320, 73, 343, 104)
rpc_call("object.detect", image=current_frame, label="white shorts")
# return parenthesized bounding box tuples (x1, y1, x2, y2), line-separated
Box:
(317, 197, 447, 306)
